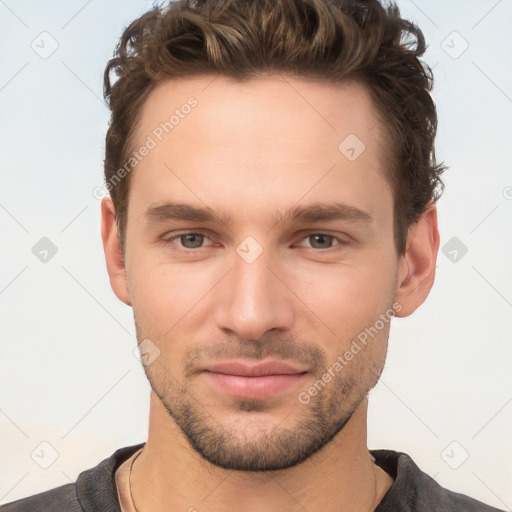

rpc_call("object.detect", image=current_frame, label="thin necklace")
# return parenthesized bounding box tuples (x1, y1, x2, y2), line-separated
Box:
(368, 466, 380, 512)
(128, 449, 143, 512)
(128, 451, 382, 512)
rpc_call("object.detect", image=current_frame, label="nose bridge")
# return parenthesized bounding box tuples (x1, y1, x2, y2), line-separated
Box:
(213, 244, 294, 339)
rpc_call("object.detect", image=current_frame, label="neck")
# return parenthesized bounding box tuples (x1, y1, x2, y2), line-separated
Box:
(130, 392, 393, 512)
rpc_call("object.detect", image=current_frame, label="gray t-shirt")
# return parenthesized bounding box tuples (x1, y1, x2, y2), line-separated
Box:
(0, 443, 504, 511)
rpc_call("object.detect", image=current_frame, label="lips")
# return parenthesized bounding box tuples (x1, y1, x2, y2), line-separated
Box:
(200, 359, 308, 400)
(203, 360, 306, 377)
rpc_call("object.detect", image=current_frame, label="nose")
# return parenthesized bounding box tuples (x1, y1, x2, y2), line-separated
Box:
(212, 246, 295, 341)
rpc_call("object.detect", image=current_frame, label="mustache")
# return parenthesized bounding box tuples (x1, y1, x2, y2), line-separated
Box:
(183, 334, 327, 378)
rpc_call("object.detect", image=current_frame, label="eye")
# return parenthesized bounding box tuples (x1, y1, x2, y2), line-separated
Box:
(296, 233, 345, 251)
(178, 233, 206, 249)
(159, 232, 212, 250)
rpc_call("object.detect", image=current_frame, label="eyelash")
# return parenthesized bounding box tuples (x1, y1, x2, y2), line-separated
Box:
(158, 231, 348, 253)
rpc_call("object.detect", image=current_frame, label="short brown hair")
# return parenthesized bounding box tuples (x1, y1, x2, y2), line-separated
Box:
(103, 0, 446, 258)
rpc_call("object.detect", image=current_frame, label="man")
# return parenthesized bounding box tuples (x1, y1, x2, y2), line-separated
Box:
(1, 0, 503, 510)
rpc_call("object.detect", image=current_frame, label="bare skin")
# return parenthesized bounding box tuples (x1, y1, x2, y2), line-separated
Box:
(101, 75, 439, 511)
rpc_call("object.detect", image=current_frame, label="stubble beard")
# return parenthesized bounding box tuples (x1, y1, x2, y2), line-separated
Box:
(141, 342, 386, 472)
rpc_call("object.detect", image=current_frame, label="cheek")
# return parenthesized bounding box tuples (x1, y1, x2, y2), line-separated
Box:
(127, 255, 219, 336)
(129, 263, 210, 371)
(292, 259, 396, 340)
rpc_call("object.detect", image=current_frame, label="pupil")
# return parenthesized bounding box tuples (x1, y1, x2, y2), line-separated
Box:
(182, 233, 203, 248)
(311, 234, 332, 249)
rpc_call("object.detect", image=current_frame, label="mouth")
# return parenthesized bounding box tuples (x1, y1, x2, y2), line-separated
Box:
(200, 359, 309, 400)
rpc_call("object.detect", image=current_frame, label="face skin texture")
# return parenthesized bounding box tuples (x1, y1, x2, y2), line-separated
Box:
(101, 75, 439, 511)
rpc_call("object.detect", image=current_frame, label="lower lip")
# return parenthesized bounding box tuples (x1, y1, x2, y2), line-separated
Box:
(203, 371, 307, 400)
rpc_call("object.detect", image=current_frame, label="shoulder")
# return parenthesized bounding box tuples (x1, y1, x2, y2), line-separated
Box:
(371, 449, 504, 512)
(0, 483, 80, 512)
(0, 443, 145, 512)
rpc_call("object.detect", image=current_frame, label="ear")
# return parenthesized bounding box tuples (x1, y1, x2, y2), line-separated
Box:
(100, 197, 132, 306)
(393, 202, 440, 317)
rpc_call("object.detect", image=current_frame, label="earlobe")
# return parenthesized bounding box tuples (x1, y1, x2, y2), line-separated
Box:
(100, 197, 132, 306)
(393, 202, 440, 318)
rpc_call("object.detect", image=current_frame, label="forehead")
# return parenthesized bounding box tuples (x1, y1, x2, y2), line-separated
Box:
(136, 75, 383, 153)
(126, 74, 392, 227)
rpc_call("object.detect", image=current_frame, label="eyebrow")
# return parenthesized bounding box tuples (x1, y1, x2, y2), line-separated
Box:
(144, 201, 373, 226)
(278, 202, 373, 225)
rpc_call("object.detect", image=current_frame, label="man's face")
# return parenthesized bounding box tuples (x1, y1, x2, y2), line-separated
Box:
(123, 75, 402, 471)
